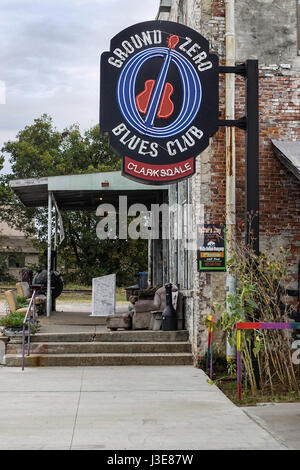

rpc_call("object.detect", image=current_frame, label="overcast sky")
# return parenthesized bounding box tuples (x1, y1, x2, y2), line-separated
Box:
(0, 0, 159, 173)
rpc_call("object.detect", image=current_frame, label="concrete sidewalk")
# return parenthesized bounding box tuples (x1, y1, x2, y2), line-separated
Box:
(0, 366, 285, 450)
(243, 403, 300, 450)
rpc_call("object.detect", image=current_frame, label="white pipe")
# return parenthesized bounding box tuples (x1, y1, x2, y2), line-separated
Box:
(225, 0, 237, 360)
(46, 191, 52, 318)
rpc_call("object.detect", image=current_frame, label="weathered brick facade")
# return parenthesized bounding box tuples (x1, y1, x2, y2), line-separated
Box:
(157, 0, 300, 358)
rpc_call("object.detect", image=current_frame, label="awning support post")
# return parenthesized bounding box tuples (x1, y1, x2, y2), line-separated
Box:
(47, 191, 52, 318)
(54, 210, 58, 253)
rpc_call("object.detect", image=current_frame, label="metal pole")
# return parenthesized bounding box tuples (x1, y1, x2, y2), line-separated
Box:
(148, 235, 152, 286)
(54, 210, 58, 253)
(225, 0, 237, 361)
(27, 312, 31, 356)
(47, 191, 52, 318)
(53, 209, 58, 312)
(22, 324, 25, 371)
(246, 60, 259, 254)
(176, 182, 179, 287)
(246, 59, 260, 389)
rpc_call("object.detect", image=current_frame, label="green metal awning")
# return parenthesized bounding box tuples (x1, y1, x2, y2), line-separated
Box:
(10, 171, 168, 210)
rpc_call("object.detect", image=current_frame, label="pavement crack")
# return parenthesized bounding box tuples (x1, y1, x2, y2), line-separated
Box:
(69, 367, 84, 450)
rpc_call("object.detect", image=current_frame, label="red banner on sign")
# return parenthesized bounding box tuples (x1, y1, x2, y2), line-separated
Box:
(123, 156, 195, 183)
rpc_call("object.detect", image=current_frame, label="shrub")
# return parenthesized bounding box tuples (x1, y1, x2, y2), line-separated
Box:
(0, 312, 27, 328)
(0, 313, 37, 333)
(215, 243, 299, 395)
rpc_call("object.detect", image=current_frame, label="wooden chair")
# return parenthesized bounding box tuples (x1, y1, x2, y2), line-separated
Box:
(106, 286, 183, 331)
(4, 290, 28, 315)
(16, 282, 46, 306)
(132, 286, 179, 330)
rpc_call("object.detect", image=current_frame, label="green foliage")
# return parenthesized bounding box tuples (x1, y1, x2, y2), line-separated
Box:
(16, 296, 28, 308)
(0, 114, 147, 285)
(215, 245, 299, 395)
(0, 250, 15, 283)
(2, 114, 121, 179)
(227, 359, 237, 376)
(0, 312, 37, 333)
(0, 312, 26, 328)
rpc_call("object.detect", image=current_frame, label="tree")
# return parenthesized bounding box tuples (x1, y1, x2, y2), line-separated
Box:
(0, 115, 148, 285)
(0, 246, 16, 283)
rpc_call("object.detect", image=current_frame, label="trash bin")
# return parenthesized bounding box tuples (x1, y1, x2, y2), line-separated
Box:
(125, 285, 139, 301)
(138, 272, 148, 291)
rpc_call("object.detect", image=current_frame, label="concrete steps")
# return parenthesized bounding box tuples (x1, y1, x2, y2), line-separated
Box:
(7, 341, 191, 355)
(4, 330, 193, 367)
(5, 353, 193, 367)
(30, 330, 189, 343)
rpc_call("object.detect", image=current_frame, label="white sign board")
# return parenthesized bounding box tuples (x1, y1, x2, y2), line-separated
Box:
(91, 274, 116, 316)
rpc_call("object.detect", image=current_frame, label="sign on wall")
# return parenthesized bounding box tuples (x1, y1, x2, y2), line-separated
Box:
(100, 20, 219, 185)
(197, 224, 226, 272)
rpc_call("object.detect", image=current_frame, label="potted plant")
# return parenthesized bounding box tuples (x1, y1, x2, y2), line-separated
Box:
(0, 313, 37, 337)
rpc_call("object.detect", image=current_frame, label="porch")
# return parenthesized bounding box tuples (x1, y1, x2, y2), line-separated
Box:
(1, 296, 192, 366)
(9, 170, 169, 318)
(4, 171, 193, 367)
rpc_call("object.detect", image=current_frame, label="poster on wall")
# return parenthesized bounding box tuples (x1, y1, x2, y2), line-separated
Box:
(100, 20, 219, 185)
(197, 224, 226, 272)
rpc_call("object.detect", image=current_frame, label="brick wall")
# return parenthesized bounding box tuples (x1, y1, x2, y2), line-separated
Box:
(201, 0, 300, 292)
(211, 70, 300, 291)
(157, 0, 300, 354)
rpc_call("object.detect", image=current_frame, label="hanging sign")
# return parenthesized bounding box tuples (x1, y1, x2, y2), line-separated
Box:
(100, 20, 219, 185)
(197, 224, 226, 271)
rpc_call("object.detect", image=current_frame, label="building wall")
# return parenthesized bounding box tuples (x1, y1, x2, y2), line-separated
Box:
(157, 0, 300, 358)
(236, 0, 300, 70)
(0, 219, 40, 280)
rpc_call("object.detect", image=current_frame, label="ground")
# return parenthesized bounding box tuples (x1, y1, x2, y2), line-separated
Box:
(0, 287, 299, 450)
(0, 365, 289, 450)
(0, 284, 129, 317)
(0, 284, 127, 304)
(242, 403, 300, 450)
(216, 374, 300, 406)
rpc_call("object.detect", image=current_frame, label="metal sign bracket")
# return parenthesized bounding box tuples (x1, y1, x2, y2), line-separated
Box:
(217, 60, 259, 255)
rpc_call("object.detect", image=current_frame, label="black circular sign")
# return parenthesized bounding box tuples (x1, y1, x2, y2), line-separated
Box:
(100, 20, 219, 184)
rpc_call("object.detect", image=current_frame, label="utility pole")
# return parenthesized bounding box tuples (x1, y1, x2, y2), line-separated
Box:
(47, 191, 52, 318)
(225, 0, 237, 361)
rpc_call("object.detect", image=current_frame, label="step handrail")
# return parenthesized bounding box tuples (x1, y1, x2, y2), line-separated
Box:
(22, 290, 36, 371)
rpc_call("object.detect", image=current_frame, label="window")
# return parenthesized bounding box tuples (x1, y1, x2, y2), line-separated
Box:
(8, 253, 25, 268)
(8, 256, 19, 268)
